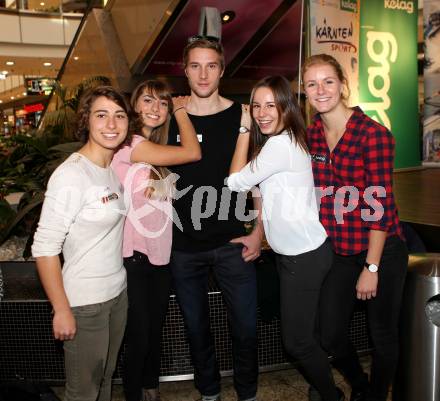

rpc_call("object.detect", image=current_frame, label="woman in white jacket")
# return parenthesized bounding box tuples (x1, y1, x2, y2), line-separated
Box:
(227, 76, 343, 401)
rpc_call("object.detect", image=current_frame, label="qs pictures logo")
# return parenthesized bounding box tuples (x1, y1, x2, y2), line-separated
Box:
(123, 163, 184, 238)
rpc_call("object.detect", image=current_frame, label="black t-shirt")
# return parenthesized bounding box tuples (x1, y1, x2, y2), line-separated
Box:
(168, 101, 247, 252)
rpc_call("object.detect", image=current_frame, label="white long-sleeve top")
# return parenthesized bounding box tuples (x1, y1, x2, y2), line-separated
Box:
(32, 153, 126, 307)
(227, 132, 327, 256)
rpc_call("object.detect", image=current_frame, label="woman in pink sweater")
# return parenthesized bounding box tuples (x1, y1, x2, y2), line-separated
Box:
(111, 80, 201, 401)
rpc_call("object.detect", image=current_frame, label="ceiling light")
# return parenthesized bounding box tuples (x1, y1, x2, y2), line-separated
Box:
(73, 56, 79, 60)
(6, 61, 14, 66)
(0, 100, 2, 104)
(43, 62, 52, 66)
(221, 11, 235, 24)
(22, 92, 27, 96)
(16, 94, 20, 98)
(1, 70, 8, 75)
(10, 96, 14, 100)
(40, 2, 45, 5)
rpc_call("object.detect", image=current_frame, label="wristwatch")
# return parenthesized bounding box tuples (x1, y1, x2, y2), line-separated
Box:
(239, 126, 250, 134)
(364, 262, 379, 273)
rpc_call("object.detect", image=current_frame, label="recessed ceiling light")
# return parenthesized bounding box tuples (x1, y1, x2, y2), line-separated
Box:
(40, 2, 45, 5)
(221, 11, 235, 24)
(1, 70, 8, 75)
(10, 96, 14, 100)
(73, 56, 79, 61)
(6, 61, 14, 66)
(0, 100, 3, 104)
(22, 92, 27, 96)
(43, 62, 52, 66)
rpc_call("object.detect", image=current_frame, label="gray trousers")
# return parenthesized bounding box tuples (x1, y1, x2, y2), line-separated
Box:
(63, 289, 128, 401)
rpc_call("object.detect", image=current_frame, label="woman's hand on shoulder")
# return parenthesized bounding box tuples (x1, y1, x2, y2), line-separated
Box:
(172, 96, 190, 112)
(241, 104, 251, 130)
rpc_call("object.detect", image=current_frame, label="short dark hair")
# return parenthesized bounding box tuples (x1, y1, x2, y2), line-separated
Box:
(183, 38, 225, 70)
(76, 85, 135, 144)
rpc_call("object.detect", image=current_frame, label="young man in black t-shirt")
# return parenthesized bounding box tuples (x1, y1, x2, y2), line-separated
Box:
(168, 38, 263, 401)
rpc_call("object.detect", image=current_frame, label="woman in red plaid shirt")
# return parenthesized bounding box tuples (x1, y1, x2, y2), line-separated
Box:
(302, 54, 408, 401)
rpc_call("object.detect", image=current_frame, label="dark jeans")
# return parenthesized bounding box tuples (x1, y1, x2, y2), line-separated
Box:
(170, 243, 258, 400)
(319, 236, 408, 401)
(123, 252, 171, 401)
(277, 239, 339, 401)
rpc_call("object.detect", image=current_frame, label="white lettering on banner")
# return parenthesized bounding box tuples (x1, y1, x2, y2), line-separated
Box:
(384, 0, 414, 14)
(341, 0, 357, 12)
(359, 31, 398, 130)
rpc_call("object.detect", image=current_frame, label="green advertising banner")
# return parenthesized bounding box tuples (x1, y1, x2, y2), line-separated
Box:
(359, 0, 420, 169)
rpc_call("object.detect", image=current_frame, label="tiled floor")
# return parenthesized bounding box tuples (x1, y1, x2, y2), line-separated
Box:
(51, 356, 392, 400)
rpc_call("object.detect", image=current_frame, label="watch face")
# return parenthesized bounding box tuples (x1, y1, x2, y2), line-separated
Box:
(239, 126, 249, 133)
(368, 264, 378, 273)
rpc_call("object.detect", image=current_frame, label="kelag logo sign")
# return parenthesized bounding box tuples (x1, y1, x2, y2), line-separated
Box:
(384, 0, 415, 14)
(359, 0, 419, 168)
(340, 0, 358, 12)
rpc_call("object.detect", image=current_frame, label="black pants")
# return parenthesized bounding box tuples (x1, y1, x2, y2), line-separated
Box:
(277, 239, 339, 401)
(123, 252, 171, 401)
(170, 243, 258, 400)
(319, 236, 408, 401)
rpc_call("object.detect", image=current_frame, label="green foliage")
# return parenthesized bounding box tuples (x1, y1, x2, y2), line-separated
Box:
(42, 76, 112, 141)
(0, 76, 112, 250)
(0, 132, 82, 248)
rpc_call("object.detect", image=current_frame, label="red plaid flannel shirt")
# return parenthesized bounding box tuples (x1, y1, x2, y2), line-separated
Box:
(307, 107, 403, 255)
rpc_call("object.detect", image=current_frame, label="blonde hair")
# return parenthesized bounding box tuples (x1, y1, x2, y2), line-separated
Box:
(301, 54, 350, 103)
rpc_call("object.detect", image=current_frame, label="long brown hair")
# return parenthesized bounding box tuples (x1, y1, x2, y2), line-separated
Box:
(248, 76, 308, 165)
(131, 80, 174, 200)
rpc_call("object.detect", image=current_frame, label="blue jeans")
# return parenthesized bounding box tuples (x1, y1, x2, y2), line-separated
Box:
(170, 242, 258, 400)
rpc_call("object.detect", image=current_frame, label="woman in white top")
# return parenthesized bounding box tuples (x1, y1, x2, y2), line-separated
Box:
(227, 76, 343, 401)
(32, 86, 131, 401)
